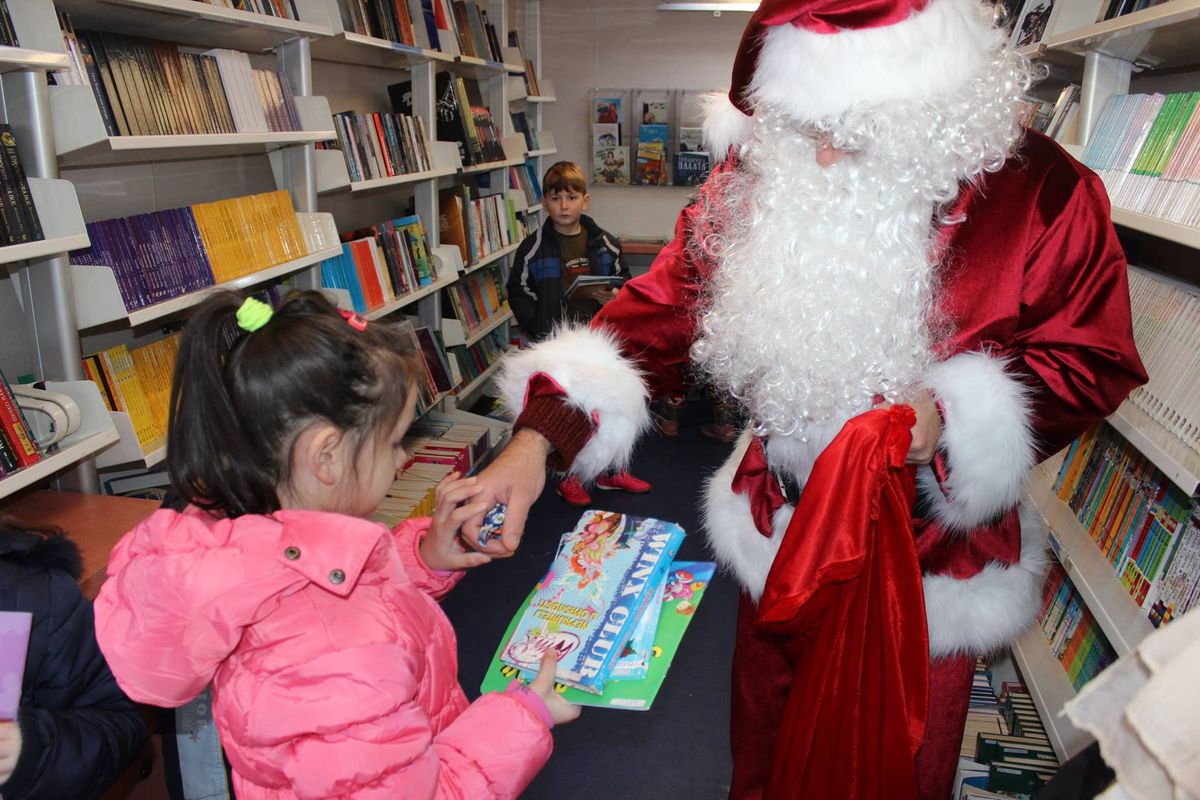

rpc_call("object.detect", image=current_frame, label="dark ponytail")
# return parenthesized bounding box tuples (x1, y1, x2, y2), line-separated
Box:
(168, 290, 423, 518)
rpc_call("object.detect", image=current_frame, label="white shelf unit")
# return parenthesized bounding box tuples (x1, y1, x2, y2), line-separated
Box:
(305, 140, 461, 195)
(50, 86, 337, 167)
(442, 307, 512, 348)
(0, 382, 120, 501)
(455, 359, 501, 403)
(365, 269, 459, 322)
(0, 178, 89, 267)
(0, 0, 69, 72)
(1013, 0, 1200, 762)
(53, 0, 337, 51)
(463, 241, 520, 275)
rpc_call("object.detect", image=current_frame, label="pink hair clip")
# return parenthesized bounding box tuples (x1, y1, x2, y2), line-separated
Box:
(338, 308, 368, 332)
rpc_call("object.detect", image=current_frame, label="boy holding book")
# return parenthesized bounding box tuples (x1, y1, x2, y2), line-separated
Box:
(506, 161, 650, 507)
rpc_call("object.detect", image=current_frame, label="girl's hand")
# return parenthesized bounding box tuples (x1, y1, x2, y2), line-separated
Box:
(419, 473, 493, 572)
(530, 653, 581, 726)
(0, 720, 22, 784)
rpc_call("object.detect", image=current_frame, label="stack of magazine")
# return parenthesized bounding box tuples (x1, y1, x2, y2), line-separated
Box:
(481, 509, 715, 710)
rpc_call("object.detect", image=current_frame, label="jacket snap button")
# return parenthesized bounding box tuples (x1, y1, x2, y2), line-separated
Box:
(329, 569, 345, 584)
(284, 547, 301, 560)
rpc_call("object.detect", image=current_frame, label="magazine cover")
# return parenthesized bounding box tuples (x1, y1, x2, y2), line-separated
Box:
(593, 96, 622, 125)
(482, 561, 716, 710)
(593, 123, 620, 149)
(592, 145, 629, 185)
(673, 151, 711, 187)
(634, 124, 669, 186)
(678, 126, 704, 153)
(497, 510, 686, 694)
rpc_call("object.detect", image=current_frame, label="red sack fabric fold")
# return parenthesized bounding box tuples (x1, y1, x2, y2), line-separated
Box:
(756, 405, 929, 800)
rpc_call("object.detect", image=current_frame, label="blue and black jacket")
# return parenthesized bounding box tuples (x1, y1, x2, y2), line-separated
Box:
(507, 214, 628, 341)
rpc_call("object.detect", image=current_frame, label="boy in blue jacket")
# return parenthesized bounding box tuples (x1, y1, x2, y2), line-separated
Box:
(506, 161, 651, 507)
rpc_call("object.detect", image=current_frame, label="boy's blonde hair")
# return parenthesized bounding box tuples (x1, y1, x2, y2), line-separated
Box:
(542, 161, 587, 194)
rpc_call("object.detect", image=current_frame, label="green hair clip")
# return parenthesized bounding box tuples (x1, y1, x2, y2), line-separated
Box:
(236, 297, 273, 333)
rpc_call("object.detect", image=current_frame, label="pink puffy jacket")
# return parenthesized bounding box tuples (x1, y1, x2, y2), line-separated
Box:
(93, 507, 553, 799)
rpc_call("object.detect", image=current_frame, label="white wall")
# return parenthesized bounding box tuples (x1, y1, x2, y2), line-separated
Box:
(538, 1, 746, 238)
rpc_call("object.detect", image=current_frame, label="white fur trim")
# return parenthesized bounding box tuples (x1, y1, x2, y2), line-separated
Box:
(701, 93, 754, 161)
(924, 505, 1049, 657)
(750, 0, 1000, 120)
(702, 432, 790, 602)
(496, 324, 650, 480)
(919, 350, 1036, 531)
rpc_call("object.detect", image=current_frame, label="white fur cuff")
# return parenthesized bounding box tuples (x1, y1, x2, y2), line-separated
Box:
(924, 505, 1049, 657)
(495, 325, 650, 480)
(919, 351, 1036, 531)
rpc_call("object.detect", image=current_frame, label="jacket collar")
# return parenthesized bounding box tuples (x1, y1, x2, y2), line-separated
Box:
(270, 510, 389, 597)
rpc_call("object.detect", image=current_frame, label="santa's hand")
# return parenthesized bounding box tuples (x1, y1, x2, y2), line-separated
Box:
(460, 428, 551, 556)
(874, 391, 942, 465)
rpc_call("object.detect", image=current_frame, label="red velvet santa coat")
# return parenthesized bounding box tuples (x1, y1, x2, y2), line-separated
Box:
(497, 130, 1146, 658)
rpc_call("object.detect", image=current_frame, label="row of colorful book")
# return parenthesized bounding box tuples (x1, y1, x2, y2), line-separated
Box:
(444, 267, 507, 336)
(508, 31, 542, 98)
(438, 186, 526, 268)
(82, 335, 181, 456)
(0, 371, 42, 480)
(319, 215, 435, 314)
(1053, 422, 1200, 623)
(480, 509, 714, 711)
(1126, 266, 1200, 453)
(370, 414, 497, 526)
(1018, 84, 1080, 143)
(1038, 560, 1121, 690)
(508, 161, 542, 209)
(0, 124, 43, 248)
(452, 328, 505, 387)
(57, 25, 302, 138)
(322, 110, 433, 183)
(388, 73, 505, 169)
(333, 0, 505, 63)
(69, 189, 308, 312)
(1081, 91, 1200, 226)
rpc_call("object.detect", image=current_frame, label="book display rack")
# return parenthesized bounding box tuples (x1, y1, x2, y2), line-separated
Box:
(0, 0, 554, 501)
(1008, 0, 1200, 762)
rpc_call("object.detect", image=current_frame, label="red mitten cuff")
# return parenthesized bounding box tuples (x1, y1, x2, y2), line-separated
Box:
(514, 373, 596, 472)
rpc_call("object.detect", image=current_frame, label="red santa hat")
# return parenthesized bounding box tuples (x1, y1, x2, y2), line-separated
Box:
(705, 0, 1002, 152)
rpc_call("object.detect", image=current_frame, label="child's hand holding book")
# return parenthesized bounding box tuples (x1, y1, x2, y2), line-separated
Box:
(419, 473, 493, 571)
(529, 653, 582, 726)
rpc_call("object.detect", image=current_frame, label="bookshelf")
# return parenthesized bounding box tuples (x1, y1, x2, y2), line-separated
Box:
(0, 0, 540, 492)
(1014, 0, 1200, 762)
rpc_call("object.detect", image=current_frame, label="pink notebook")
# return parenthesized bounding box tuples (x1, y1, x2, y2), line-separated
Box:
(0, 611, 32, 720)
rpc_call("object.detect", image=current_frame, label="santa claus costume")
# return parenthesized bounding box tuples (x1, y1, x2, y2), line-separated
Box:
(494, 0, 1146, 797)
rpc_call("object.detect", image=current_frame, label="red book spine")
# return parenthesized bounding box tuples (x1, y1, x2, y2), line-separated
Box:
(0, 379, 40, 468)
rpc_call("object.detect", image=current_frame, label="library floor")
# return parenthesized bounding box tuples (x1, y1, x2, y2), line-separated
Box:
(442, 400, 739, 799)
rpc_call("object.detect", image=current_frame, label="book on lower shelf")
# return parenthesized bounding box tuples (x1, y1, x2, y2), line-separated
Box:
(0, 369, 42, 478)
(1052, 421, 1199, 625)
(319, 214, 437, 315)
(443, 266, 507, 336)
(481, 554, 713, 710)
(437, 184, 527, 268)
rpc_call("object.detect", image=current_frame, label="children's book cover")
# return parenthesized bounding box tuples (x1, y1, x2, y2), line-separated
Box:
(593, 145, 629, 185)
(0, 611, 32, 719)
(593, 96, 622, 125)
(482, 560, 715, 710)
(497, 510, 686, 695)
(592, 123, 620, 149)
(634, 124, 669, 185)
(678, 126, 704, 153)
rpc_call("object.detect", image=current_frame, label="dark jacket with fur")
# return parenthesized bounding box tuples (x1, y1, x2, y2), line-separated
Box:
(0, 529, 146, 800)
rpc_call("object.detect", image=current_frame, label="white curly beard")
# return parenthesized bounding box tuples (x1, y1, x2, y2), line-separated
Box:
(690, 47, 1030, 440)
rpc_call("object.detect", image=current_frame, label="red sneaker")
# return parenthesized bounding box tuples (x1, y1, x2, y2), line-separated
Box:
(557, 475, 592, 507)
(595, 471, 652, 494)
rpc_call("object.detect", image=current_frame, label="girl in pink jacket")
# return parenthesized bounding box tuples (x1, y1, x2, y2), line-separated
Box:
(94, 290, 579, 799)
